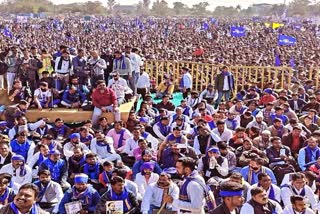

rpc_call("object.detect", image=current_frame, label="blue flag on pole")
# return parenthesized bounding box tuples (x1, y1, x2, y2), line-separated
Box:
(278, 35, 296, 46)
(289, 55, 295, 68)
(231, 26, 246, 37)
(201, 22, 209, 31)
(275, 53, 281, 66)
(3, 27, 13, 39)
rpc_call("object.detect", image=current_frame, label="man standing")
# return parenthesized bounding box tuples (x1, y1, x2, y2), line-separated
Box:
(92, 80, 120, 125)
(88, 50, 107, 88)
(141, 172, 179, 214)
(211, 181, 244, 214)
(240, 187, 282, 214)
(54, 50, 72, 85)
(0, 183, 49, 213)
(72, 49, 88, 85)
(180, 67, 192, 99)
(163, 157, 206, 214)
(113, 50, 132, 80)
(214, 66, 235, 108)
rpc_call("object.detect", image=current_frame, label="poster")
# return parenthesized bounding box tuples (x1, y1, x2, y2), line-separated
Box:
(106, 200, 123, 214)
(64, 201, 82, 214)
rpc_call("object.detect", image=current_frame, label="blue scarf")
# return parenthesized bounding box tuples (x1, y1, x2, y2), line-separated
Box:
(222, 71, 231, 76)
(281, 184, 305, 196)
(179, 171, 201, 202)
(182, 106, 191, 117)
(10, 202, 39, 214)
(43, 159, 64, 182)
(179, 76, 184, 88)
(36, 153, 46, 166)
(34, 181, 49, 201)
(158, 122, 170, 136)
(80, 134, 93, 143)
(10, 140, 31, 161)
(48, 141, 57, 151)
(114, 55, 127, 70)
(83, 162, 100, 180)
(102, 171, 112, 184)
(71, 186, 90, 206)
(167, 134, 182, 144)
(110, 188, 132, 213)
(117, 129, 125, 148)
(227, 118, 238, 130)
(54, 125, 66, 136)
(0, 187, 10, 205)
(305, 146, 320, 164)
(258, 184, 276, 202)
(96, 140, 112, 153)
(142, 132, 149, 139)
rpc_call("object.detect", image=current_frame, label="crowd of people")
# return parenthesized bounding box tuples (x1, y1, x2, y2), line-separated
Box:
(0, 16, 319, 214)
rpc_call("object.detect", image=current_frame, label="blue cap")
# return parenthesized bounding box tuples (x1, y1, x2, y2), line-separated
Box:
(140, 162, 154, 172)
(139, 117, 149, 123)
(11, 155, 25, 162)
(207, 147, 219, 153)
(263, 88, 273, 94)
(74, 174, 89, 184)
(69, 133, 80, 139)
(0, 121, 7, 126)
(163, 167, 177, 174)
(48, 149, 61, 155)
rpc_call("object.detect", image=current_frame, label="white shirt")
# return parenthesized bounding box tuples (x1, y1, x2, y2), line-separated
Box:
(135, 172, 159, 197)
(141, 182, 179, 214)
(142, 132, 159, 151)
(152, 123, 170, 141)
(172, 174, 206, 214)
(108, 77, 132, 98)
(281, 184, 317, 210)
(171, 122, 191, 135)
(193, 133, 221, 155)
(212, 127, 233, 142)
(27, 152, 48, 178)
(9, 120, 46, 140)
(246, 184, 281, 203)
(0, 163, 32, 186)
(223, 75, 230, 91)
(197, 156, 228, 177)
(283, 205, 315, 214)
(240, 200, 282, 214)
(34, 88, 52, 103)
(136, 72, 150, 88)
(123, 137, 143, 156)
(88, 57, 107, 76)
(63, 142, 90, 159)
(55, 57, 72, 74)
(182, 72, 192, 89)
(130, 52, 143, 73)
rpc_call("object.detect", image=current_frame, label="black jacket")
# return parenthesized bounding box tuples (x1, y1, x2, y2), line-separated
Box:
(210, 203, 240, 214)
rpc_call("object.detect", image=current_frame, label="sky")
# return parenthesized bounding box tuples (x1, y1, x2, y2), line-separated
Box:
(40, 0, 292, 10)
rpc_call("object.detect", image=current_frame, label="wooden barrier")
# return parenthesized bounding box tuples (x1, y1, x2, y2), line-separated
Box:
(0, 90, 135, 123)
(144, 60, 320, 94)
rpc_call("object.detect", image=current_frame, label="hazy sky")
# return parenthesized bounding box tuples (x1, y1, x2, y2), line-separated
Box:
(44, 0, 292, 10)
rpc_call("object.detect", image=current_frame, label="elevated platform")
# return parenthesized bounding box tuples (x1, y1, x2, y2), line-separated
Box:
(0, 90, 135, 123)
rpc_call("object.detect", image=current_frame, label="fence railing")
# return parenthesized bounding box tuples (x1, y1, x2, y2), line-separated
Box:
(144, 60, 320, 95)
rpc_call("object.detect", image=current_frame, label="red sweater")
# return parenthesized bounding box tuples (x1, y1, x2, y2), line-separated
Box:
(92, 88, 117, 108)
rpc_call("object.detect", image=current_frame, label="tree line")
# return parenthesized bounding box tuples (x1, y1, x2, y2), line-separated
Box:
(0, 0, 319, 17)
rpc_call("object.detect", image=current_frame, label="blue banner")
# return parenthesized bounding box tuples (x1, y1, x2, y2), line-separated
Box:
(231, 26, 246, 37)
(278, 35, 296, 46)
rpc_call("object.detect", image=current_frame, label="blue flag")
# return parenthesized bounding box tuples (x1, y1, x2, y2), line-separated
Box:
(289, 55, 295, 68)
(275, 53, 281, 66)
(3, 27, 13, 39)
(210, 18, 217, 24)
(201, 22, 209, 31)
(278, 35, 296, 46)
(231, 26, 246, 37)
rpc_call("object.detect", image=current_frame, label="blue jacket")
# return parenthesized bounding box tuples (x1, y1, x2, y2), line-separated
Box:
(240, 166, 277, 185)
(58, 185, 100, 214)
(62, 89, 86, 104)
